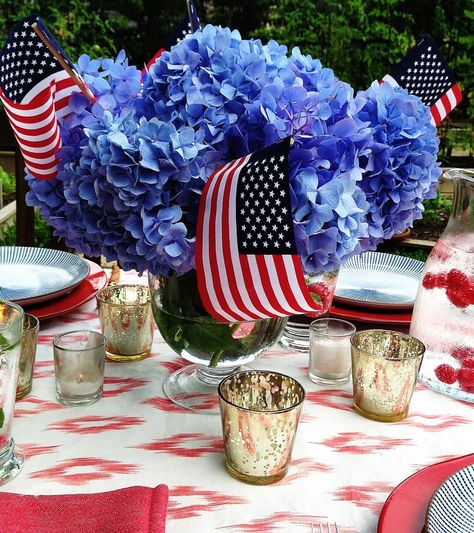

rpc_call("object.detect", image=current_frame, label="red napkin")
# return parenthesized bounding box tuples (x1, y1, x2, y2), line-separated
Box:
(0, 484, 169, 533)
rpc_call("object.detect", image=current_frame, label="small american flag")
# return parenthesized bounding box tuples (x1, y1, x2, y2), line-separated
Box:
(196, 138, 321, 322)
(0, 14, 82, 180)
(382, 34, 462, 125)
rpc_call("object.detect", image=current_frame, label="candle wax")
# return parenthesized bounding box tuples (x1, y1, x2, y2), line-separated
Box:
(310, 337, 351, 378)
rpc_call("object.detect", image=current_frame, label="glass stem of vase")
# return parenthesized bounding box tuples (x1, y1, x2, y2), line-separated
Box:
(196, 364, 240, 386)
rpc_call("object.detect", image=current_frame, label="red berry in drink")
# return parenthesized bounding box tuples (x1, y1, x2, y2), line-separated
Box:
(452, 347, 474, 369)
(447, 269, 470, 290)
(434, 364, 458, 384)
(458, 368, 474, 393)
(422, 273, 437, 289)
(446, 287, 470, 309)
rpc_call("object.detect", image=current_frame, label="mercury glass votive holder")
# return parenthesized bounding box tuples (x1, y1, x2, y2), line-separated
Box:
(351, 330, 425, 422)
(96, 284, 154, 362)
(218, 370, 305, 485)
(16, 313, 39, 400)
(53, 330, 106, 406)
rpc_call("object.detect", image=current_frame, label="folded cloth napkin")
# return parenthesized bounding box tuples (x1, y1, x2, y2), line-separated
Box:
(0, 484, 169, 533)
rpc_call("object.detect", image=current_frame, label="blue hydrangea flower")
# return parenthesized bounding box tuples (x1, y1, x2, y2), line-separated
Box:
(355, 81, 441, 250)
(25, 26, 442, 277)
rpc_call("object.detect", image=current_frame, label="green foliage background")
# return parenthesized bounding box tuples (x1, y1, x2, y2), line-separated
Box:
(0, 0, 472, 157)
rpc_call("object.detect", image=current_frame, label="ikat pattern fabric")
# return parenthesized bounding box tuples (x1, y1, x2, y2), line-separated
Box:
(6, 270, 474, 533)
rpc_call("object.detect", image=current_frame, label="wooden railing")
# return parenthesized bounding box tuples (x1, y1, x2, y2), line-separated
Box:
(0, 109, 34, 246)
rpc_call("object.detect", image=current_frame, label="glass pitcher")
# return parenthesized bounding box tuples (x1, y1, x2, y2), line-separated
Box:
(410, 169, 474, 402)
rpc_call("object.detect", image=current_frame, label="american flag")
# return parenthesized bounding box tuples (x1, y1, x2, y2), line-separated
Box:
(0, 14, 82, 180)
(196, 138, 322, 322)
(142, 0, 201, 76)
(382, 34, 462, 126)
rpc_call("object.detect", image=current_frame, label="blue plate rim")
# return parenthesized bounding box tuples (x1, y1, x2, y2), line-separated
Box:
(0, 246, 91, 305)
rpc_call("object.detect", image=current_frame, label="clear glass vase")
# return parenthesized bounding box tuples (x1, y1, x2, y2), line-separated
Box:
(410, 169, 474, 402)
(0, 301, 25, 484)
(279, 269, 339, 352)
(148, 271, 288, 413)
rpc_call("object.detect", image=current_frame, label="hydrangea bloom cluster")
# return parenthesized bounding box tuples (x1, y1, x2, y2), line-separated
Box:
(354, 81, 441, 250)
(25, 25, 441, 276)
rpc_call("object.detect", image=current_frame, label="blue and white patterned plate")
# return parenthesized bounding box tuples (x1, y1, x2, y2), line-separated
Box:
(334, 252, 424, 310)
(426, 464, 474, 533)
(0, 247, 90, 306)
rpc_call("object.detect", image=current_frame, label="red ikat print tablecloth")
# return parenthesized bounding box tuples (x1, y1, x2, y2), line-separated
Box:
(5, 270, 474, 533)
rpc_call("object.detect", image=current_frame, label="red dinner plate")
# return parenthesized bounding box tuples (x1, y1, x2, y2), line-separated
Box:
(329, 303, 412, 325)
(25, 260, 107, 320)
(378, 454, 474, 533)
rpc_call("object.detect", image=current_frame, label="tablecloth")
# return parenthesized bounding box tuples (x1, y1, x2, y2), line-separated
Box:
(5, 270, 474, 533)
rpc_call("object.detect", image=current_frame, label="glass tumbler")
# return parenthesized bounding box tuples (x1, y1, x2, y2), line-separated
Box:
(309, 318, 356, 385)
(0, 301, 25, 484)
(53, 330, 106, 406)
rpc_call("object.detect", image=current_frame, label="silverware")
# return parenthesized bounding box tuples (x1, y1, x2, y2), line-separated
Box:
(311, 521, 340, 533)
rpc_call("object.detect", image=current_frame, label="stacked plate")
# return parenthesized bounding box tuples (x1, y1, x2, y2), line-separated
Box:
(378, 455, 474, 532)
(330, 251, 425, 327)
(0, 247, 108, 320)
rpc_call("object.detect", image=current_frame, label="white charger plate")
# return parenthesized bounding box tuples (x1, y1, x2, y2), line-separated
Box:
(334, 251, 424, 310)
(0, 247, 90, 306)
(426, 464, 474, 533)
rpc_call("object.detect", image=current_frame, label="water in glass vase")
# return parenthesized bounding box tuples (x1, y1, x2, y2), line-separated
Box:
(154, 304, 285, 368)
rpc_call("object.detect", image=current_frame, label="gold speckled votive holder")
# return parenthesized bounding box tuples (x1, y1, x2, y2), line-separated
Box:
(351, 330, 425, 422)
(96, 284, 154, 362)
(218, 370, 305, 485)
(16, 313, 40, 400)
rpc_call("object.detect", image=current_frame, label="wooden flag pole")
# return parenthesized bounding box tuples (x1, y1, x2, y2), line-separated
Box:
(32, 22, 96, 104)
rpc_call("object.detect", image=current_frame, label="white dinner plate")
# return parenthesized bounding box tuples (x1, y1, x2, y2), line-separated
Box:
(334, 252, 424, 310)
(426, 464, 474, 533)
(0, 246, 90, 306)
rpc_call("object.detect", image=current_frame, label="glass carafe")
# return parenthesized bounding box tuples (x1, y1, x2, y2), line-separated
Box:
(410, 169, 474, 402)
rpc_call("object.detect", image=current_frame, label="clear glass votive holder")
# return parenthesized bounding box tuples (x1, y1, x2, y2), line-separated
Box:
(16, 313, 40, 400)
(96, 284, 154, 362)
(53, 330, 106, 406)
(309, 318, 356, 385)
(0, 301, 25, 484)
(218, 370, 305, 485)
(351, 329, 425, 422)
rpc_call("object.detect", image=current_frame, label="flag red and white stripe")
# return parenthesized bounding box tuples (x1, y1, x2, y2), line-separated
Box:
(196, 143, 321, 323)
(0, 72, 77, 180)
(429, 82, 462, 125)
(0, 14, 88, 180)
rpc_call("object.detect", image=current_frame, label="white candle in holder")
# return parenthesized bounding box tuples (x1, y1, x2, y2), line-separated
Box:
(53, 331, 106, 406)
(60, 370, 103, 397)
(308, 319, 356, 385)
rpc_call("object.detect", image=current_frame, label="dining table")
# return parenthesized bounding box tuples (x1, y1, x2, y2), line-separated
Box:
(4, 268, 474, 533)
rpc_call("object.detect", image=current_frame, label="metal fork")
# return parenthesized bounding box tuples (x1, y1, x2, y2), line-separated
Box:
(311, 522, 340, 533)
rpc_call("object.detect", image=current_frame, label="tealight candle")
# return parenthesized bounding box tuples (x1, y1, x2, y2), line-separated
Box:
(53, 331, 106, 406)
(308, 319, 356, 385)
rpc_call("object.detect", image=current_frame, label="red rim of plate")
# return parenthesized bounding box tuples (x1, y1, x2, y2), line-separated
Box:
(25, 260, 107, 320)
(377, 453, 474, 533)
(329, 303, 412, 325)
